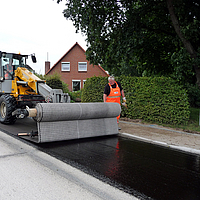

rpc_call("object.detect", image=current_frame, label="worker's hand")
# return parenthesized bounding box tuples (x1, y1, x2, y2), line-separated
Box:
(123, 97, 126, 103)
(122, 102, 127, 109)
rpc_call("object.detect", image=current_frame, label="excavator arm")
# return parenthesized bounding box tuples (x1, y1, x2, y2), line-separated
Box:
(14, 67, 70, 103)
(12, 67, 70, 119)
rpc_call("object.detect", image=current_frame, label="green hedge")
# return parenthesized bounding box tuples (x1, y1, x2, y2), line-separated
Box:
(82, 75, 190, 125)
(185, 83, 200, 107)
(82, 76, 108, 102)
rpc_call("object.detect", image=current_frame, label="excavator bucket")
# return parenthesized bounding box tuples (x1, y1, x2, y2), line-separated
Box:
(19, 102, 121, 143)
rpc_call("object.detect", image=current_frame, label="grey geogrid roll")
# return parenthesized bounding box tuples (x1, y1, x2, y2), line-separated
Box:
(35, 102, 121, 122)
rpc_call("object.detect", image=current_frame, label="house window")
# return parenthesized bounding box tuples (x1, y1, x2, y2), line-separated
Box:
(78, 62, 87, 71)
(62, 62, 70, 71)
(72, 80, 81, 91)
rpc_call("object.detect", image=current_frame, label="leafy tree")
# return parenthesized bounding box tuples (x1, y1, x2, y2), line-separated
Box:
(57, 0, 200, 86)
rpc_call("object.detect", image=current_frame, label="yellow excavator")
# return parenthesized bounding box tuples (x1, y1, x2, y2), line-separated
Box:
(0, 51, 120, 143)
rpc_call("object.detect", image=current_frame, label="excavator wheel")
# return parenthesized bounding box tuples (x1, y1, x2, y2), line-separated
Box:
(0, 95, 17, 124)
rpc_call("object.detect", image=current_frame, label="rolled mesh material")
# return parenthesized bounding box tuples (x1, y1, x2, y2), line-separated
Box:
(35, 102, 120, 122)
(35, 103, 121, 143)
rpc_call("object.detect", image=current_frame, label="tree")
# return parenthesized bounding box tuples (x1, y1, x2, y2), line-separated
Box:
(57, 0, 200, 85)
(166, 0, 200, 85)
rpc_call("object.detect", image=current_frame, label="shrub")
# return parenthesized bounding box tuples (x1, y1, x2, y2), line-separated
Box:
(34, 72, 70, 96)
(45, 73, 63, 90)
(82, 76, 108, 102)
(69, 90, 82, 102)
(185, 83, 200, 108)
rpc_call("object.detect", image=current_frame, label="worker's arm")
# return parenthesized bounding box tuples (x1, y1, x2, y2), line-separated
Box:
(121, 89, 127, 108)
(103, 94, 107, 102)
(121, 90, 125, 98)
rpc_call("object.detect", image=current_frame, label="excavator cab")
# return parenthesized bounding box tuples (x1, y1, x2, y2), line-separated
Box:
(1, 52, 15, 80)
(0, 52, 33, 80)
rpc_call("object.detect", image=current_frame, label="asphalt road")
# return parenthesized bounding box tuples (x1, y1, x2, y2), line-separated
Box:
(1, 118, 200, 200)
(0, 117, 37, 136)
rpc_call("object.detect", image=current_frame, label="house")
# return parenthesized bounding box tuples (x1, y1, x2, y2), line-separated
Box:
(45, 42, 108, 91)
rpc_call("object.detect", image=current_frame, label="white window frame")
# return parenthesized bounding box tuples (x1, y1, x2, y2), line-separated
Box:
(61, 62, 70, 71)
(83, 80, 86, 88)
(72, 80, 81, 91)
(78, 62, 87, 71)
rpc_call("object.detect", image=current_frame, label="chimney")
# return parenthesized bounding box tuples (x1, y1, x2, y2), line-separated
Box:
(45, 61, 50, 74)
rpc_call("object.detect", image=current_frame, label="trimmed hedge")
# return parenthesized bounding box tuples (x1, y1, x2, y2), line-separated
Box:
(82, 76, 108, 102)
(82, 75, 190, 125)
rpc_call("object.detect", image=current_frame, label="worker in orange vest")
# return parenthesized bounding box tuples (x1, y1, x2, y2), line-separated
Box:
(4, 59, 13, 80)
(103, 76, 127, 128)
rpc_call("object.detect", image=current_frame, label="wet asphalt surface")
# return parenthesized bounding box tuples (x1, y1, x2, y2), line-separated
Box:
(0, 118, 200, 200)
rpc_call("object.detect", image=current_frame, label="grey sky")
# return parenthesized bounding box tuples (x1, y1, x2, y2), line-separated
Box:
(0, 0, 87, 74)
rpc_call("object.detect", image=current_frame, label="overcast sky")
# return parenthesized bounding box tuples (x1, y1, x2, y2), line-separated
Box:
(0, 0, 87, 74)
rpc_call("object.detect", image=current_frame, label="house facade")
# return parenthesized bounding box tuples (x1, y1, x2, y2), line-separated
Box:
(45, 42, 108, 91)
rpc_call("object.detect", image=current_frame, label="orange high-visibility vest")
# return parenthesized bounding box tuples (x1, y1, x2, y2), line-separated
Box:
(106, 81, 121, 121)
(5, 64, 12, 79)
